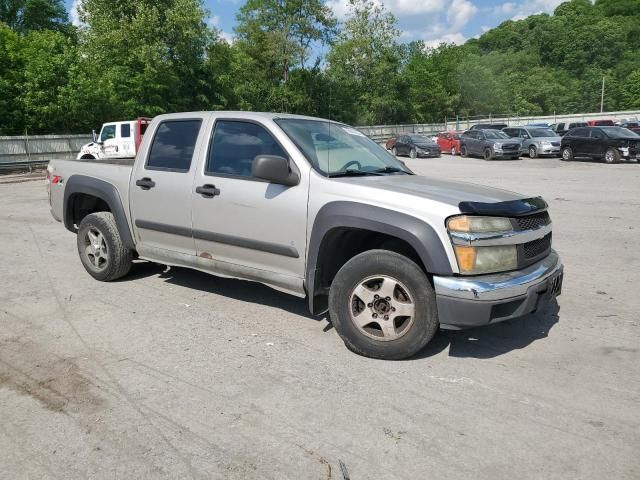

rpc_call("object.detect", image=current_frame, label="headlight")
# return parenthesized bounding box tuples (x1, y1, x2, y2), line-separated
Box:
(447, 215, 513, 233)
(541, 141, 552, 146)
(447, 215, 517, 274)
(493, 142, 503, 150)
(619, 147, 630, 156)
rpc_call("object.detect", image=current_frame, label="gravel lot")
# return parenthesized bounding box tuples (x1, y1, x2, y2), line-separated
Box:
(1, 155, 639, 480)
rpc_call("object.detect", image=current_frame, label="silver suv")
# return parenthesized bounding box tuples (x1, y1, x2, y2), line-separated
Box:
(503, 126, 561, 158)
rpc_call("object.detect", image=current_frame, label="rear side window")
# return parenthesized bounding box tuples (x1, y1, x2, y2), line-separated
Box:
(590, 129, 605, 139)
(569, 128, 588, 137)
(207, 120, 287, 178)
(121, 124, 131, 138)
(147, 120, 202, 171)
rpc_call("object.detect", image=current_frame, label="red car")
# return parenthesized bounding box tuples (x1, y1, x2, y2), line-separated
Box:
(436, 131, 464, 155)
(587, 119, 615, 127)
(385, 136, 398, 150)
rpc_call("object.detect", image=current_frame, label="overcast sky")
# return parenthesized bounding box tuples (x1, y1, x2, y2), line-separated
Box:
(66, 0, 565, 48)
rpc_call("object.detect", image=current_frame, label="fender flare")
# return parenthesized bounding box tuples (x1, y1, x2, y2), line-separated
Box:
(63, 175, 135, 250)
(306, 201, 453, 313)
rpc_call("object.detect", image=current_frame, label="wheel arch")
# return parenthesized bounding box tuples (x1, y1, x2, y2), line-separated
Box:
(306, 202, 452, 314)
(63, 175, 135, 250)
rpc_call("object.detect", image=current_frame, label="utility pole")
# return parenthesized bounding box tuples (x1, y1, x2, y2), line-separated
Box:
(600, 76, 605, 113)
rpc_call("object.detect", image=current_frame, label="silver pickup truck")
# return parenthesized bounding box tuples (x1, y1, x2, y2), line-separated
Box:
(47, 111, 563, 359)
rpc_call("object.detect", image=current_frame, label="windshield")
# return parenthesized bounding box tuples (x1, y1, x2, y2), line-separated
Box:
(485, 131, 510, 139)
(600, 127, 639, 138)
(409, 135, 433, 143)
(276, 119, 411, 176)
(529, 129, 557, 138)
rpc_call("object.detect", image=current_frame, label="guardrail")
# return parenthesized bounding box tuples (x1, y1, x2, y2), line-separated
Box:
(0, 134, 92, 170)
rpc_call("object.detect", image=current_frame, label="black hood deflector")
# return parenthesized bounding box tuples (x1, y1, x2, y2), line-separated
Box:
(458, 196, 548, 217)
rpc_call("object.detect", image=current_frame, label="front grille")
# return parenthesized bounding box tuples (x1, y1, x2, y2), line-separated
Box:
(502, 144, 519, 151)
(515, 211, 550, 231)
(551, 142, 560, 147)
(523, 233, 552, 259)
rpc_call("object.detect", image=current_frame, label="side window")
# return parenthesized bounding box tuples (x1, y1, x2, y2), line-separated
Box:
(207, 120, 287, 178)
(100, 124, 116, 142)
(121, 123, 131, 138)
(557, 123, 564, 130)
(571, 128, 587, 137)
(590, 129, 605, 139)
(147, 119, 202, 172)
(503, 129, 513, 137)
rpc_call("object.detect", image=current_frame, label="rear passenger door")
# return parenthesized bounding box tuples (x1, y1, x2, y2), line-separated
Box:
(130, 115, 208, 256)
(569, 128, 589, 156)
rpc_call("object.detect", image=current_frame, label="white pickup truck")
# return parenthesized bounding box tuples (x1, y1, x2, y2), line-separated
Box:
(77, 118, 151, 160)
(47, 111, 563, 359)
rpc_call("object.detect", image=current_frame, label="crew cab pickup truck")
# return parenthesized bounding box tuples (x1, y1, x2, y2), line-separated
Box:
(47, 112, 563, 359)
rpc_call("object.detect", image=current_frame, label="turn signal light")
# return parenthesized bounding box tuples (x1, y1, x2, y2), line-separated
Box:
(454, 245, 476, 273)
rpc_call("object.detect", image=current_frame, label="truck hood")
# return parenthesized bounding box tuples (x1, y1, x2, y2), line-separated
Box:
(337, 174, 527, 208)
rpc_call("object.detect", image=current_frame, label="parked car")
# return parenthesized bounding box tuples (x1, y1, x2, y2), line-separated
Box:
(385, 136, 398, 151)
(554, 121, 588, 136)
(77, 118, 151, 160)
(46, 111, 563, 360)
(619, 122, 640, 134)
(391, 134, 441, 158)
(469, 123, 508, 131)
(587, 119, 615, 127)
(460, 129, 521, 160)
(502, 126, 561, 158)
(436, 131, 464, 155)
(561, 126, 640, 163)
(526, 123, 552, 128)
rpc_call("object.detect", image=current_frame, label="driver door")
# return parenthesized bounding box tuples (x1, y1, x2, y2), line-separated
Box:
(99, 124, 118, 158)
(191, 118, 308, 286)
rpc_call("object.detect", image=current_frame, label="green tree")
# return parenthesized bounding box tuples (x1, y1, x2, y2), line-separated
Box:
(0, 0, 68, 34)
(326, 0, 407, 124)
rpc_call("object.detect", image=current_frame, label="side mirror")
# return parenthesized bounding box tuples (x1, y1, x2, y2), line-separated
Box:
(252, 155, 299, 187)
(92, 130, 97, 142)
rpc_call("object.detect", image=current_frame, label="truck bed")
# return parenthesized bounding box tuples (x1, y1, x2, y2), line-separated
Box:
(74, 157, 136, 166)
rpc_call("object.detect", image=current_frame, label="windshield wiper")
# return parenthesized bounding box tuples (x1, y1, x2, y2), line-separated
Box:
(328, 169, 380, 178)
(370, 166, 411, 175)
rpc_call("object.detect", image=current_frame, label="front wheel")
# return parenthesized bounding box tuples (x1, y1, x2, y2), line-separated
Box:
(561, 147, 573, 161)
(604, 148, 620, 164)
(328, 250, 439, 360)
(529, 146, 537, 158)
(77, 212, 133, 281)
(483, 148, 493, 161)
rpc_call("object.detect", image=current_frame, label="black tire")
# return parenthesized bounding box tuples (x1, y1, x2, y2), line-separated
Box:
(460, 145, 468, 157)
(328, 250, 439, 360)
(80, 154, 96, 160)
(391, 146, 397, 156)
(77, 212, 133, 281)
(561, 147, 573, 161)
(604, 148, 620, 164)
(528, 146, 537, 159)
(409, 148, 417, 159)
(483, 148, 493, 161)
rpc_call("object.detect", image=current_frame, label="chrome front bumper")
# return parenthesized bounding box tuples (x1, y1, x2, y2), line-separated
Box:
(433, 251, 563, 329)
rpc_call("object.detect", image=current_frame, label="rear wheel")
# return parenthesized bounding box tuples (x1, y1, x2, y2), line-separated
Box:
(391, 146, 397, 156)
(328, 250, 439, 360)
(451, 147, 456, 156)
(561, 147, 573, 161)
(604, 148, 620, 164)
(483, 148, 493, 161)
(528, 146, 538, 158)
(77, 212, 133, 281)
(409, 148, 417, 159)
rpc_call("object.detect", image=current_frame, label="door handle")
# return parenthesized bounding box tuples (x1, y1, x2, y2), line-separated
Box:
(195, 184, 220, 198)
(135, 177, 155, 190)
